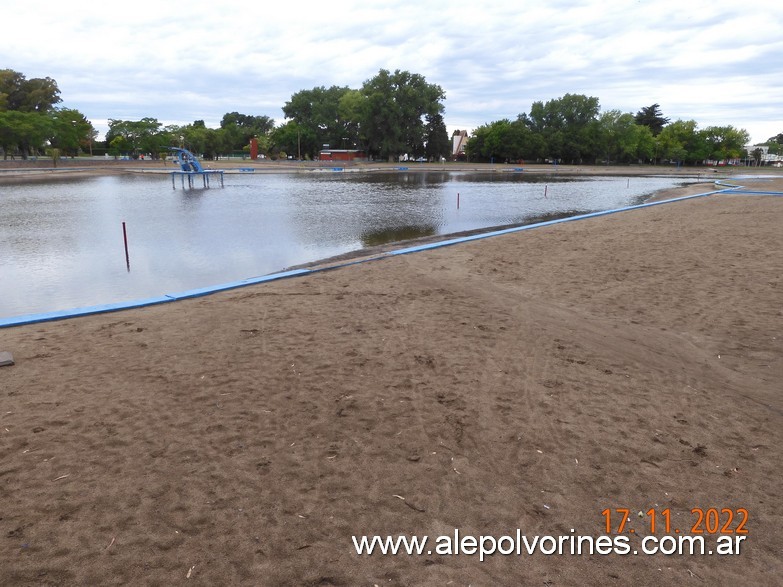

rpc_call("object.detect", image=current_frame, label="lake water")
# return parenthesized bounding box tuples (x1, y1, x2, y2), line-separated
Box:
(0, 171, 698, 318)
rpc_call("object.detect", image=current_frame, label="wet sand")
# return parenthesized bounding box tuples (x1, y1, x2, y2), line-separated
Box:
(1, 176, 781, 585)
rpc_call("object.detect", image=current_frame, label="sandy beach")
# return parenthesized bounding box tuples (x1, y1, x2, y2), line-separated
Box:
(1, 174, 781, 585)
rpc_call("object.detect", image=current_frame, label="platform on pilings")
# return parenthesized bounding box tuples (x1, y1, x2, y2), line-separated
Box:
(170, 170, 225, 189)
(168, 146, 225, 189)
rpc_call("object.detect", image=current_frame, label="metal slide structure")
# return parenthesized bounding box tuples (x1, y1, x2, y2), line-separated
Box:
(169, 147, 205, 172)
(168, 147, 224, 188)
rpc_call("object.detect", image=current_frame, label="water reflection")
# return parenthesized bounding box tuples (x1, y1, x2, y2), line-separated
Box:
(361, 225, 437, 247)
(0, 172, 697, 317)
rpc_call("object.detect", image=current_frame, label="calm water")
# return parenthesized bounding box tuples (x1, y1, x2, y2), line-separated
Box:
(0, 171, 697, 318)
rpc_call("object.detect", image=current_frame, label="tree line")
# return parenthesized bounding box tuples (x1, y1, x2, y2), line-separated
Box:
(104, 69, 450, 162)
(0, 69, 97, 160)
(2, 67, 780, 164)
(466, 97, 759, 165)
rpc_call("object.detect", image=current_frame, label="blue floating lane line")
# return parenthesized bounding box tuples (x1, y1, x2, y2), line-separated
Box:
(164, 279, 260, 301)
(242, 269, 312, 284)
(0, 296, 173, 328)
(716, 178, 783, 196)
(165, 269, 314, 301)
(3, 181, 777, 329)
(721, 190, 783, 196)
(0, 271, 313, 328)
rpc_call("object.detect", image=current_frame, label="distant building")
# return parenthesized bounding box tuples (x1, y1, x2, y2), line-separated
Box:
(452, 130, 469, 160)
(744, 144, 783, 166)
(318, 149, 367, 162)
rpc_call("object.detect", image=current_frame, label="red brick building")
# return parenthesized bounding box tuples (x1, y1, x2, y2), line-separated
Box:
(318, 149, 367, 162)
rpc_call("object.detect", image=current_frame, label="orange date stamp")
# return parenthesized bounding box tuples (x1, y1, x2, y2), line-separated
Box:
(602, 508, 749, 535)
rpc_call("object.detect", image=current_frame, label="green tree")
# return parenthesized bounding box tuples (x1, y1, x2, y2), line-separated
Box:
(0, 69, 61, 113)
(701, 125, 750, 162)
(220, 112, 275, 151)
(337, 89, 366, 150)
(526, 94, 601, 163)
(201, 127, 225, 160)
(635, 104, 669, 136)
(0, 69, 23, 111)
(764, 133, 782, 155)
(0, 110, 52, 158)
(169, 120, 228, 160)
(181, 120, 208, 156)
(20, 77, 62, 112)
(108, 136, 126, 159)
(466, 118, 545, 163)
(468, 120, 515, 162)
(105, 117, 166, 158)
(596, 110, 655, 163)
(0, 110, 23, 157)
(282, 85, 355, 157)
(656, 120, 708, 165)
(270, 121, 313, 160)
(360, 69, 446, 161)
(635, 125, 656, 163)
(0, 69, 64, 158)
(423, 112, 450, 160)
(48, 108, 96, 156)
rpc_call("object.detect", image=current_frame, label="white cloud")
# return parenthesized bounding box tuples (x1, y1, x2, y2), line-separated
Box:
(2, 0, 781, 143)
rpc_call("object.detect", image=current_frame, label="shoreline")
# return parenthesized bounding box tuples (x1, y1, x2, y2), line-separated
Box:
(0, 158, 761, 182)
(1, 180, 727, 326)
(283, 183, 723, 271)
(1, 178, 780, 585)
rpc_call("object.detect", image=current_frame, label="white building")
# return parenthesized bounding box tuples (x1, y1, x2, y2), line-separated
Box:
(745, 144, 783, 166)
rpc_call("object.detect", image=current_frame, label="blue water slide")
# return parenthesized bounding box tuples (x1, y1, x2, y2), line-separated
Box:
(168, 147, 204, 172)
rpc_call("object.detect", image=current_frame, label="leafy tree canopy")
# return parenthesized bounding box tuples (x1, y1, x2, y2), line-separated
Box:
(48, 108, 98, 156)
(635, 103, 670, 136)
(656, 119, 708, 164)
(525, 94, 601, 163)
(0, 70, 92, 159)
(282, 85, 355, 157)
(2, 68, 764, 167)
(701, 125, 749, 161)
(0, 69, 61, 113)
(360, 69, 445, 161)
(424, 112, 450, 160)
(220, 112, 275, 151)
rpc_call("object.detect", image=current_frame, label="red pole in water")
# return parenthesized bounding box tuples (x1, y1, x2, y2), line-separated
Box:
(122, 222, 130, 270)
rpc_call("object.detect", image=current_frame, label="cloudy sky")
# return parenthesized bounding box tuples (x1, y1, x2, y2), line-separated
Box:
(3, 0, 781, 143)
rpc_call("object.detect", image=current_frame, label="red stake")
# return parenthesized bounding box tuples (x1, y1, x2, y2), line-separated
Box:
(122, 222, 130, 271)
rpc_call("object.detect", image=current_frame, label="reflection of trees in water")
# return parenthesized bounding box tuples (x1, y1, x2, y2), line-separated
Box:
(360, 211, 591, 249)
(354, 172, 452, 186)
(361, 224, 436, 247)
(448, 173, 580, 184)
(348, 171, 582, 187)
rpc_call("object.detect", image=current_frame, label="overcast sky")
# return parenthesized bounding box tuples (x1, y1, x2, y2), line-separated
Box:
(3, 0, 781, 143)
